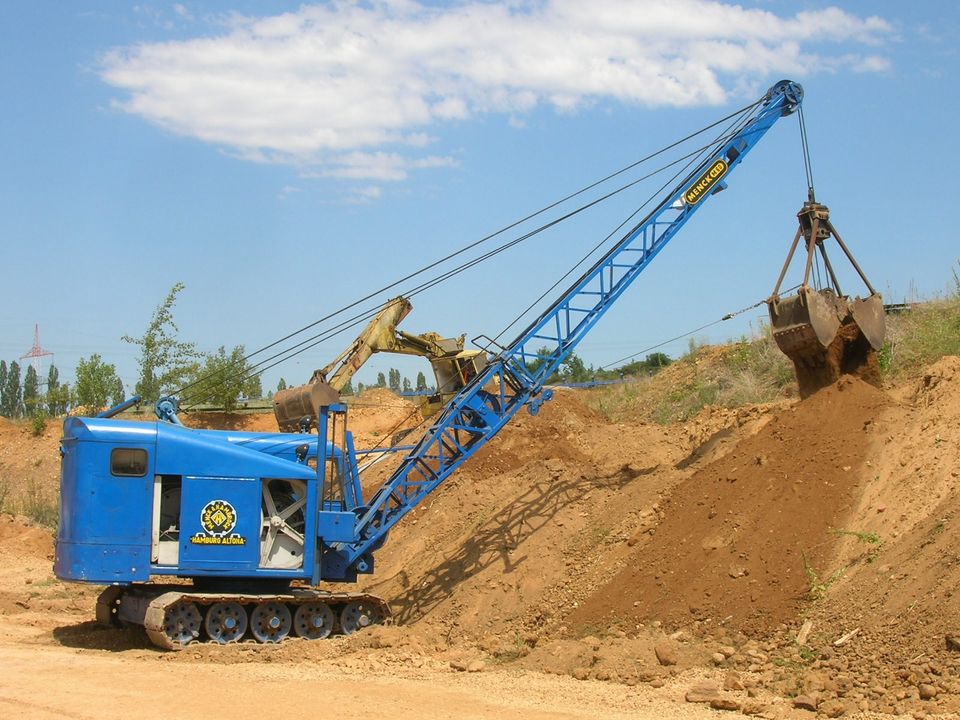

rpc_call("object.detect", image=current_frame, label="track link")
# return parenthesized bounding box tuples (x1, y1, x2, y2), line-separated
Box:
(98, 585, 391, 650)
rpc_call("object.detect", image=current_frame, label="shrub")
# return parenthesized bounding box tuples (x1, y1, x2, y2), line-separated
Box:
(30, 412, 48, 437)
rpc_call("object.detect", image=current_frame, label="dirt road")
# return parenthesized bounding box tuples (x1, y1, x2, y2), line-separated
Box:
(0, 637, 727, 720)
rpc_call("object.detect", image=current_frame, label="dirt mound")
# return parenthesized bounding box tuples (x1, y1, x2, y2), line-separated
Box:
(0, 515, 54, 559)
(360, 392, 694, 648)
(348, 389, 424, 447)
(569, 376, 891, 635)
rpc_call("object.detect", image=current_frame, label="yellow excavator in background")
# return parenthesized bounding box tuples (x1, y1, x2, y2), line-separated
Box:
(767, 200, 885, 398)
(273, 297, 487, 431)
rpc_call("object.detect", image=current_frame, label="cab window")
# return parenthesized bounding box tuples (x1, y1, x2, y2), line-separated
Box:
(111, 448, 148, 477)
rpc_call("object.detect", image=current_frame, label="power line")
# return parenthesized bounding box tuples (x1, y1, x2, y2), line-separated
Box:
(174, 99, 766, 408)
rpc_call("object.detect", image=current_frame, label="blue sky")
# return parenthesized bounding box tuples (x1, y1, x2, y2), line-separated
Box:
(1, 1, 957, 397)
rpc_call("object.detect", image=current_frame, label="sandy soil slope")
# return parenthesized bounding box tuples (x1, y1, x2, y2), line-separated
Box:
(1, 359, 959, 718)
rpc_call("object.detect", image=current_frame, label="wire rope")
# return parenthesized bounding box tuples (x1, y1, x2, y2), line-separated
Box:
(179, 122, 759, 410)
(174, 99, 768, 406)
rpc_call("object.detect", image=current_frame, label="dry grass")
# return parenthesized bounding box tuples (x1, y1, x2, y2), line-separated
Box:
(583, 327, 795, 424)
(881, 276, 960, 382)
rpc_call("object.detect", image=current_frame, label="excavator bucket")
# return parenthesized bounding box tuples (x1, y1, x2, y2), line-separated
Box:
(767, 200, 885, 398)
(273, 380, 340, 433)
(768, 287, 843, 360)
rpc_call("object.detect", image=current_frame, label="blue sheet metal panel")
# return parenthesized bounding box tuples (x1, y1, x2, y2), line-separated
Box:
(317, 511, 357, 543)
(54, 542, 149, 583)
(179, 476, 261, 571)
(154, 423, 315, 480)
(202, 429, 320, 463)
(55, 417, 155, 582)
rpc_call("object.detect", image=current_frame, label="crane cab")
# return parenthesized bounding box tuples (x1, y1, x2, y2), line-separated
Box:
(55, 405, 367, 588)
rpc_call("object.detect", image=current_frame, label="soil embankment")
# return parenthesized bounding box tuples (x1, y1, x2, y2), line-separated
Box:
(1, 359, 959, 717)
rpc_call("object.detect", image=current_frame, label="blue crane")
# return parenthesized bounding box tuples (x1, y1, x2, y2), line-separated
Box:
(55, 80, 803, 648)
(337, 80, 803, 571)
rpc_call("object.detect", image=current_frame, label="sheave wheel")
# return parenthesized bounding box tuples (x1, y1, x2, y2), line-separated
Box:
(293, 602, 335, 640)
(250, 601, 292, 643)
(204, 602, 248, 644)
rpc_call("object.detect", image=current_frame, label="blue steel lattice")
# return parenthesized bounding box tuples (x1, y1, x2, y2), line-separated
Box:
(337, 80, 803, 571)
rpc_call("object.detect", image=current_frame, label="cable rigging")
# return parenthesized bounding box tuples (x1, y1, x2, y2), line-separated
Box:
(174, 97, 773, 408)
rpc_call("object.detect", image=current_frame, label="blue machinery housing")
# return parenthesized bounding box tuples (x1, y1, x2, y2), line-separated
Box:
(56, 82, 803, 592)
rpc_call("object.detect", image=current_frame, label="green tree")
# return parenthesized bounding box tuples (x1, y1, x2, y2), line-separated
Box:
(341, 380, 355, 396)
(244, 371, 261, 400)
(186, 345, 260, 412)
(46, 365, 70, 415)
(122, 282, 200, 402)
(524, 345, 555, 380)
(74, 355, 122, 414)
(388, 368, 401, 392)
(0, 360, 7, 415)
(402, 377, 411, 392)
(23, 365, 40, 416)
(559, 353, 590, 383)
(357, 382, 366, 394)
(46, 364, 59, 414)
(644, 352, 672, 370)
(376, 372, 386, 388)
(113, 377, 126, 406)
(415, 371, 428, 391)
(4, 361, 23, 417)
(277, 377, 287, 392)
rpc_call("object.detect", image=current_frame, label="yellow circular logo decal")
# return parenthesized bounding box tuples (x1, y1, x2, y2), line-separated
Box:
(200, 499, 237, 538)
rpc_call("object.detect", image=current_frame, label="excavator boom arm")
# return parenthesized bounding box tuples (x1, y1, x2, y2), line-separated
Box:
(331, 80, 805, 574)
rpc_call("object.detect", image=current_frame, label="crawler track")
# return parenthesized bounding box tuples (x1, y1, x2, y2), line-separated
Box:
(97, 585, 390, 650)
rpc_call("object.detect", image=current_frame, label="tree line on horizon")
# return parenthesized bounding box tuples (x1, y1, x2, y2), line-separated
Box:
(1, 283, 674, 423)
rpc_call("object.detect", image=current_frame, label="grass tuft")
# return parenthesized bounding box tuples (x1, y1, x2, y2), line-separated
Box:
(881, 262, 960, 380)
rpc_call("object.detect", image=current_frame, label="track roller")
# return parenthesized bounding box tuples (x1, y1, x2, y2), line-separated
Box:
(340, 599, 386, 635)
(204, 602, 248, 644)
(250, 601, 293, 643)
(293, 602, 335, 640)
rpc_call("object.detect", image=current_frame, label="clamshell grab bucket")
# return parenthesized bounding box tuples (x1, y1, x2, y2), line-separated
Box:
(767, 200, 885, 396)
(768, 288, 843, 359)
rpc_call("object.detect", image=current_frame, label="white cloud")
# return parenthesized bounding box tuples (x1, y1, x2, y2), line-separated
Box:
(101, 1, 893, 181)
(303, 152, 458, 182)
(172, 4, 193, 21)
(354, 186, 383, 202)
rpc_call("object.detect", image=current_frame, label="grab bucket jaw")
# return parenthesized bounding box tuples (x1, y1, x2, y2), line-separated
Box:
(768, 287, 844, 360)
(848, 294, 886, 351)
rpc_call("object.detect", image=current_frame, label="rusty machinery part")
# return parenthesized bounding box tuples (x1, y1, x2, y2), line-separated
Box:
(767, 201, 885, 398)
(96, 585, 391, 649)
(273, 380, 341, 433)
(273, 296, 489, 432)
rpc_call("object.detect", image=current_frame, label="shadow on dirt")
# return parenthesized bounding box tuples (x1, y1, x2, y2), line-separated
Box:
(674, 426, 735, 470)
(52, 620, 154, 652)
(367, 464, 642, 625)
